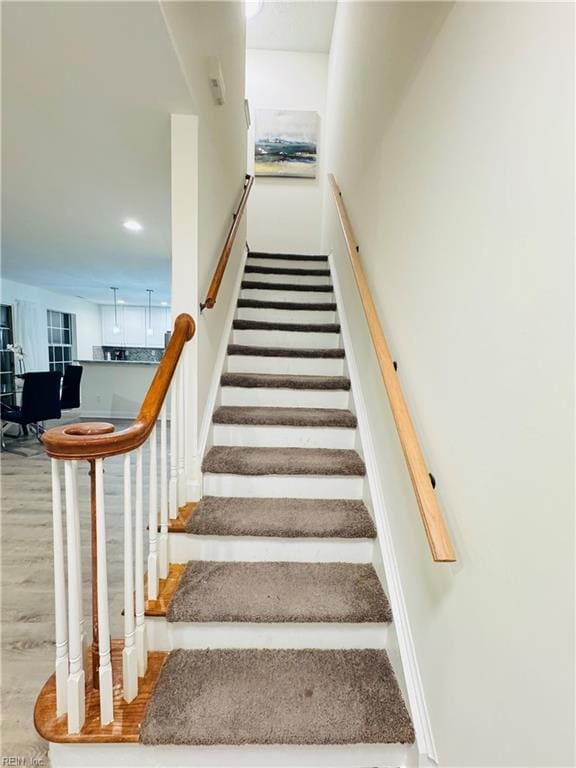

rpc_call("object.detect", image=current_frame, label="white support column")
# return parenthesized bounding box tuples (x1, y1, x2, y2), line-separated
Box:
(64, 461, 85, 734)
(147, 426, 159, 601)
(169, 377, 179, 520)
(94, 459, 113, 725)
(171, 114, 201, 501)
(134, 447, 147, 676)
(159, 405, 169, 579)
(177, 361, 185, 506)
(51, 460, 68, 717)
(122, 454, 138, 703)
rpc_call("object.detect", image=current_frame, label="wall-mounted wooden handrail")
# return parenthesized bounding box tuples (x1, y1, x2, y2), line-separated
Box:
(328, 174, 456, 562)
(42, 313, 196, 461)
(200, 174, 254, 311)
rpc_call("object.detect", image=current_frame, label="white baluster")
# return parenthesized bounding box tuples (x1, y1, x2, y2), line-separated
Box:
(134, 446, 147, 676)
(147, 426, 159, 601)
(159, 405, 169, 579)
(122, 454, 138, 703)
(177, 360, 185, 506)
(169, 375, 179, 520)
(71, 461, 85, 660)
(94, 459, 113, 725)
(51, 460, 68, 717)
(64, 461, 85, 733)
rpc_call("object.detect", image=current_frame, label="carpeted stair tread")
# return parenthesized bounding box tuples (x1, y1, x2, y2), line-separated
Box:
(242, 280, 333, 293)
(186, 496, 376, 538)
(202, 446, 366, 476)
(166, 561, 390, 624)
(238, 298, 337, 311)
(221, 372, 350, 390)
(233, 319, 340, 333)
(228, 344, 345, 359)
(245, 265, 331, 277)
(140, 648, 415, 746)
(249, 251, 328, 262)
(213, 405, 356, 427)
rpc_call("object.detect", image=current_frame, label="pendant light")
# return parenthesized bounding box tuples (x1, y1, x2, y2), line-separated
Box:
(146, 289, 154, 336)
(110, 287, 120, 334)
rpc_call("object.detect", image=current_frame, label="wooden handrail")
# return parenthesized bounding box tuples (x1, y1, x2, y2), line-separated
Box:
(328, 174, 456, 562)
(200, 174, 254, 311)
(42, 313, 196, 461)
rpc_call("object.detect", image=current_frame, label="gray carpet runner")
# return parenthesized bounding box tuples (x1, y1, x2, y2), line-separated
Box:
(213, 405, 357, 427)
(245, 265, 331, 277)
(242, 280, 333, 292)
(167, 561, 390, 623)
(202, 446, 366, 476)
(185, 496, 376, 538)
(228, 344, 345, 358)
(233, 318, 340, 333)
(249, 251, 328, 261)
(238, 298, 337, 311)
(221, 372, 350, 390)
(140, 648, 414, 745)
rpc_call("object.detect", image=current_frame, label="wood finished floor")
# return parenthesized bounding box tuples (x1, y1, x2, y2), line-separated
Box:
(1, 419, 154, 762)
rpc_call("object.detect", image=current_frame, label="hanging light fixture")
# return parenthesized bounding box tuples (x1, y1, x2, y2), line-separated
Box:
(110, 287, 121, 334)
(146, 289, 154, 336)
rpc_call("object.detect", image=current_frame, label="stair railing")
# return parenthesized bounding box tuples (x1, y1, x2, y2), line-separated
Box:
(200, 174, 254, 311)
(41, 313, 195, 733)
(328, 174, 456, 563)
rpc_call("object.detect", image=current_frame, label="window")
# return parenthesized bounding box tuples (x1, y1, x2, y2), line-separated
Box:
(47, 310, 75, 375)
(0, 304, 15, 407)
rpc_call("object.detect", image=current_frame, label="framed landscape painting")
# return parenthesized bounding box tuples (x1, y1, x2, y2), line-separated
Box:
(254, 109, 319, 178)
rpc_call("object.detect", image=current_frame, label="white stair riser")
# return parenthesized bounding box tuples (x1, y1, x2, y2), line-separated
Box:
(240, 288, 334, 303)
(212, 423, 356, 449)
(247, 257, 329, 270)
(50, 741, 415, 768)
(227, 355, 345, 376)
(244, 272, 331, 286)
(168, 533, 373, 564)
(236, 307, 337, 324)
(220, 386, 349, 409)
(233, 329, 341, 348)
(146, 618, 390, 651)
(203, 473, 365, 499)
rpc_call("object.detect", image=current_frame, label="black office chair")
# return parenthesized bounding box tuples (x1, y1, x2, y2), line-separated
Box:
(1, 371, 62, 440)
(60, 365, 83, 410)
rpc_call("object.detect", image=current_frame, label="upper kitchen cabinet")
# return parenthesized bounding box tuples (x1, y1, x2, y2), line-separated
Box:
(101, 305, 124, 346)
(100, 305, 170, 348)
(124, 306, 146, 347)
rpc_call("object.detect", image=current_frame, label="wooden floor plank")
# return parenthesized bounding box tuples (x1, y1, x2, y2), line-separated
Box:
(145, 563, 186, 617)
(34, 641, 167, 743)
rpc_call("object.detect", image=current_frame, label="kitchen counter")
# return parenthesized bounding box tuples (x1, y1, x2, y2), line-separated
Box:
(78, 359, 160, 366)
(78, 359, 159, 419)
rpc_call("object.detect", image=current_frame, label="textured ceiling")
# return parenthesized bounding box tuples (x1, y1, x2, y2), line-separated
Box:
(247, 1, 336, 53)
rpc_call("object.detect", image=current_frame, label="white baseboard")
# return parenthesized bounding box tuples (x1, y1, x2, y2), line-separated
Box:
(328, 253, 438, 766)
(198, 246, 249, 469)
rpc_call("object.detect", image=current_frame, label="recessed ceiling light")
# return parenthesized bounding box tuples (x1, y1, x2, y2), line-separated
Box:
(160, 301, 169, 306)
(117, 299, 126, 305)
(245, 0, 263, 20)
(123, 219, 143, 232)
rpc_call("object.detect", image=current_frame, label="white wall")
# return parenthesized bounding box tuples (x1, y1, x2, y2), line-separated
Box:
(246, 49, 328, 254)
(322, 3, 574, 767)
(161, 2, 247, 497)
(0, 277, 101, 370)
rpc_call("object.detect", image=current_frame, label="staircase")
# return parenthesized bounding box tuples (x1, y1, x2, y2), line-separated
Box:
(141, 251, 415, 763)
(36, 251, 418, 768)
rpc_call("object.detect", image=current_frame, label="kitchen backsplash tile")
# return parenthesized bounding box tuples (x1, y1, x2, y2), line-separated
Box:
(93, 346, 164, 362)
